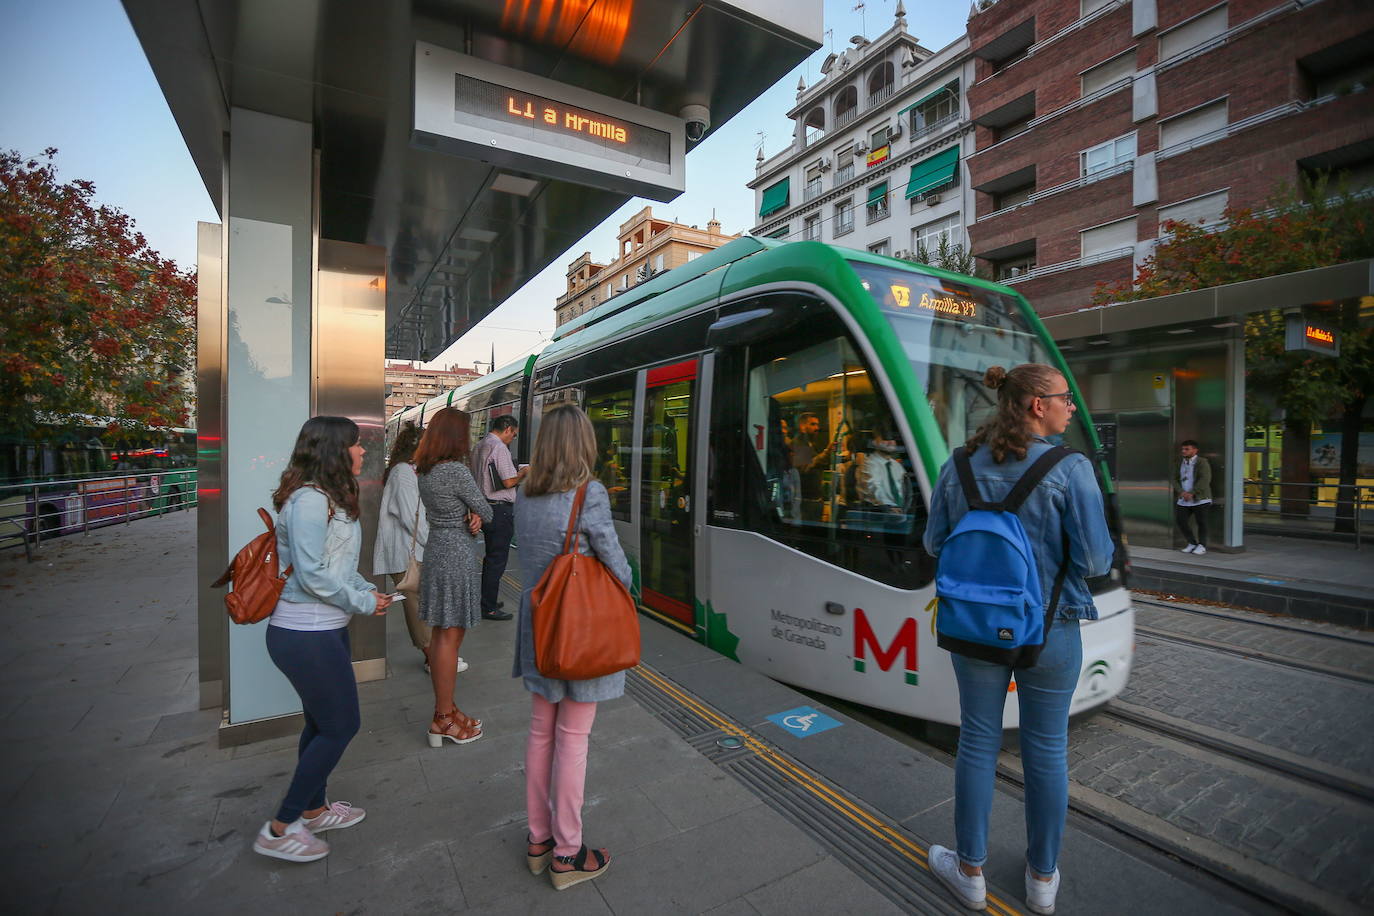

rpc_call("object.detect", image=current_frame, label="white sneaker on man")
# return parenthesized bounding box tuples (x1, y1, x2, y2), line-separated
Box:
(928, 844, 987, 910)
(1025, 865, 1061, 914)
(1192, 545, 1207, 555)
(1180, 544, 1197, 553)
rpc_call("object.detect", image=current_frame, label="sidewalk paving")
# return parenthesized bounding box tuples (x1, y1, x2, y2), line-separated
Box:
(0, 511, 899, 915)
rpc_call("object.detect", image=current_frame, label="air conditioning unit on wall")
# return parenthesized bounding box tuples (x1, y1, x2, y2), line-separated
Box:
(854, 143, 869, 156)
(894, 249, 911, 259)
(925, 193, 942, 205)
(817, 158, 832, 171)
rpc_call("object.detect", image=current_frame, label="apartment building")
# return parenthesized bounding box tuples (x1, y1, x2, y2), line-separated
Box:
(749, 4, 976, 264)
(555, 206, 738, 327)
(965, 0, 1374, 316)
(384, 362, 481, 419)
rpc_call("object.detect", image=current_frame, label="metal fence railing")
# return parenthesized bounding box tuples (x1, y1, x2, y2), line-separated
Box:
(0, 469, 198, 561)
(1242, 479, 1372, 549)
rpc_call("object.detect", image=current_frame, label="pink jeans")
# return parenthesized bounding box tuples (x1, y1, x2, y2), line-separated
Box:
(525, 694, 599, 857)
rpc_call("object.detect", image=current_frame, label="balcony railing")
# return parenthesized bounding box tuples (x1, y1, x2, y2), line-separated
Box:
(835, 214, 855, 236)
(868, 84, 895, 108)
(803, 179, 824, 202)
(997, 245, 1131, 285)
(835, 108, 858, 129)
(910, 112, 959, 143)
(976, 161, 1133, 223)
(835, 163, 855, 184)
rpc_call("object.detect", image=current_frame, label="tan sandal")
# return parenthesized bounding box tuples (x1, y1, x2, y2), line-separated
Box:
(550, 845, 610, 890)
(427, 710, 482, 747)
(527, 836, 555, 875)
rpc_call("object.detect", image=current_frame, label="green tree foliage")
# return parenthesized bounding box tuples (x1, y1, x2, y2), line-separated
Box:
(0, 149, 196, 438)
(902, 233, 985, 279)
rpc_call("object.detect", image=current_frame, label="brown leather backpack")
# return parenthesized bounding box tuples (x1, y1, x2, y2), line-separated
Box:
(211, 508, 293, 625)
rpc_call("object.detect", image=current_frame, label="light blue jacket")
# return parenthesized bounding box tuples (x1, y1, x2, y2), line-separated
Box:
(923, 437, 1114, 619)
(277, 486, 378, 617)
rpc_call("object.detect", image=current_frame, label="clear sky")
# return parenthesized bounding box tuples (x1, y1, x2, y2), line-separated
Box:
(0, 0, 968, 373)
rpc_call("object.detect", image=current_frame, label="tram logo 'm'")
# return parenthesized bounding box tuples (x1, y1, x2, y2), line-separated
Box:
(852, 608, 918, 685)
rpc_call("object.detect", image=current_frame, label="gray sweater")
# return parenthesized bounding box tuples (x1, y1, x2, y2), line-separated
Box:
(513, 481, 634, 703)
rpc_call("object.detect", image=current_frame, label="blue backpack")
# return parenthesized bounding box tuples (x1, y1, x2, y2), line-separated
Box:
(935, 445, 1075, 667)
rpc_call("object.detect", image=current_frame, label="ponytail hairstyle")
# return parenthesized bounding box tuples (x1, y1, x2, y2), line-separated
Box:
(383, 422, 423, 485)
(272, 416, 361, 519)
(965, 363, 1066, 464)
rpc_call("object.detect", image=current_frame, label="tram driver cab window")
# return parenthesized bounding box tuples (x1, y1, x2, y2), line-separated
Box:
(729, 302, 933, 590)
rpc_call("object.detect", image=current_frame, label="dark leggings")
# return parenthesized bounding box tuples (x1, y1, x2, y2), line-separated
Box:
(1175, 503, 1209, 547)
(265, 625, 360, 823)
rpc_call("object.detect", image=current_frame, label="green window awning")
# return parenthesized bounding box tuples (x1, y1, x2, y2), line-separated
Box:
(904, 147, 960, 199)
(759, 178, 790, 218)
(866, 182, 888, 205)
(897, 81, 958, 116)
(765, 225, 790, 239)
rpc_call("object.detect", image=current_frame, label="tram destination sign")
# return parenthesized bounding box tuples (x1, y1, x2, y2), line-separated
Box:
(413, 42, 686, 201)
(1284, 315, 1340, 357)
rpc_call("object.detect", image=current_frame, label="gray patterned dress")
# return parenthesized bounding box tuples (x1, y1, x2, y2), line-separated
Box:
(416, 461, 493, 629)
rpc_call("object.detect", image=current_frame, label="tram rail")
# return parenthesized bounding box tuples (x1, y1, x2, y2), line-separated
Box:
(1134, 626, 1374, 685)
(1131, 596, 1374, 646)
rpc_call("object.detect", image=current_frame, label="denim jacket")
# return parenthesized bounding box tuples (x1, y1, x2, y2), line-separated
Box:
(923, 437, 1114, 619)
(277, 486, 378, 617)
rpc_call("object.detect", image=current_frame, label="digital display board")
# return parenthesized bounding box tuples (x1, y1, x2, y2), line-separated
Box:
(414, 42, 685, 201)
(454, 73, 671, 175)
(1284, 314, 1340, 357)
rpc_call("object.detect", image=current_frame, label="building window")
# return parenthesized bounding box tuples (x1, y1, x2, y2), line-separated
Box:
(653, 253, 666, 272)
(765, 225, 791, 240)
(1081, 133, 1135, 176)
(605, 282, 612, 298)
(993, 183, 1034, 211)
(994, 253, 1037, 280)
(803, 214, 821, 241)
(912, 214, 960, 256)
(908, 83, 959, 139)
(834, 199, 855, 236)
(804, 165, 824, 201)
(870, 125, 890, 150)
(1080, 0, 1116, 17)
(1080, 51, 1134, 97)
(996, 116, 1032, 143)
(867, 239, 891, 257)
(866, 182, 889, 223)
(1159, 99, 1228, 152)
(835, 145, 855, 184)
(803, 106, 826, 146)
(1158, 190, 1229, 234)
(687, 251, 702, 261)
(1080, 216, 1137, 259)
(834, 85, 858, 128)
(620, 274, 629, 289)
(1159, 4, 1227, 62)
(867, 61, 895, 107)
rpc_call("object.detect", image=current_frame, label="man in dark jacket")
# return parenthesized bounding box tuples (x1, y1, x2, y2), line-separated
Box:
(1175, 439, 1212, 555)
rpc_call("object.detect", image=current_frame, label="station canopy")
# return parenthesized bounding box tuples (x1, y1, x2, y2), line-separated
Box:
(124, 0, 820, 360)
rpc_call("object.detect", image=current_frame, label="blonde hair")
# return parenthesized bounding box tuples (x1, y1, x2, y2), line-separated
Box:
(524, 405, 597, 497)
(965, 363, 1066, 463)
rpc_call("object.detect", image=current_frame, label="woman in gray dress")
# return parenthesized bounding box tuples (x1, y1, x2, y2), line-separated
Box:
(515, 405, 632, 891)
(413, 407, 492, 747)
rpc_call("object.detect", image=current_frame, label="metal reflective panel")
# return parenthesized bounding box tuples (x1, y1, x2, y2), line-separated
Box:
(195, 221, 226, 711)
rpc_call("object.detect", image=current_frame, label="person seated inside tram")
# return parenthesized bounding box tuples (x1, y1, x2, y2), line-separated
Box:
(855, 426, 907, 513)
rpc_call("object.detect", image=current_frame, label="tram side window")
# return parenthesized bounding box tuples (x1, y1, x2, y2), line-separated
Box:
(585, 377, 634, 521)
(740, 325, 933, 589)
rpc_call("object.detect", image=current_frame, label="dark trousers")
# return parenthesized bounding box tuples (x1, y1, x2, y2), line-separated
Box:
(265, 625, 360, 823)
(1175, 503, 1209, 547)
(481, 501, 515, 614)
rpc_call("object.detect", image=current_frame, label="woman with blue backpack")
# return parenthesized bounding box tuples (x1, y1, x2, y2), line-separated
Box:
(923, 363, 1114, 915)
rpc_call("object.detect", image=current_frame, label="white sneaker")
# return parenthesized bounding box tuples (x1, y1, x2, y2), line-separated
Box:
(423, 657, 469, 674)
(929, 844, 986, 910)
(252, 820, 329, 863)
(1180, 544, 1198, 554)
(1025, 865, 1060, 915)
(1192, 545, 1207, 555)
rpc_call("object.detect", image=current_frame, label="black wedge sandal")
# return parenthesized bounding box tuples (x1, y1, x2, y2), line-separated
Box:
(526, 836, 555, 875)
(549, 844, 610, 891)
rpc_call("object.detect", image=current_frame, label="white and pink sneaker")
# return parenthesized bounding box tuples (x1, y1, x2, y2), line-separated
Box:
(301, 800, 366, 833)
(252, 820, 329, 863)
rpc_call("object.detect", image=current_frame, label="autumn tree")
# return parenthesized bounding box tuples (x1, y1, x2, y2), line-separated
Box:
(1092, 178, 1374, 533)
(0, 148, 196, 441)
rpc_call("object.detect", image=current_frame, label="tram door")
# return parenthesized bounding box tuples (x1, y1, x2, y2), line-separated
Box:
(639, 359, 697, 628)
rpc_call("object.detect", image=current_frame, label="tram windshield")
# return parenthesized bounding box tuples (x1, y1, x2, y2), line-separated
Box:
(849, 261, 1092, 455)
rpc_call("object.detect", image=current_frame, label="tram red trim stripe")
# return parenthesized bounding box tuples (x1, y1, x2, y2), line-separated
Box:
(641, 587, 693, 624)
(646, 359, 697, 388)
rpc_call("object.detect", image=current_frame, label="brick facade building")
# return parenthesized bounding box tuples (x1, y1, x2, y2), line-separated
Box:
(384, 362, 481, 419)
(554, 207, 738, 327)
(965, 0, 1374, 316)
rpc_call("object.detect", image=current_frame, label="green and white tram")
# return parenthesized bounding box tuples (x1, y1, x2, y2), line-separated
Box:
(386, 355, 537, 458)
(525, 236, 1133, 727)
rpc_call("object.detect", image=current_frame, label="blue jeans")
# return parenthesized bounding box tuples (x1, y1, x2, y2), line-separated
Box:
(951, 619, 1082, 877)
(266, 625, 361, 823)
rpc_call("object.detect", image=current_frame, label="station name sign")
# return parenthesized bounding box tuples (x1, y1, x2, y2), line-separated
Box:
(413, 42, 685, 201)
(1284, 314, 1340, 357)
